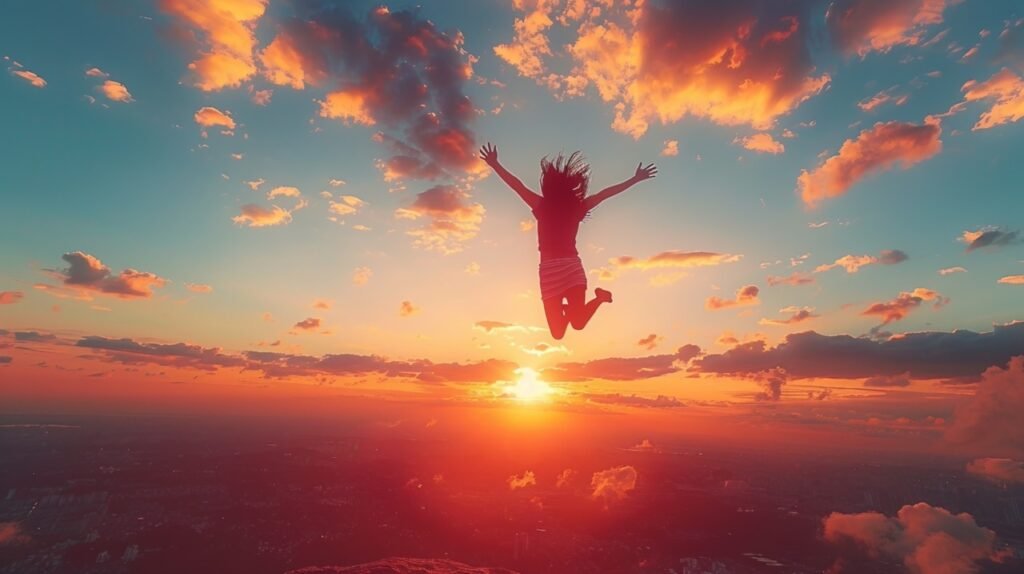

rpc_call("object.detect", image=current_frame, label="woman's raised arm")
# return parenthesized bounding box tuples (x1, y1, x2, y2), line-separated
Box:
(583, 162, 657, 211)
(479, 142, 542, 210)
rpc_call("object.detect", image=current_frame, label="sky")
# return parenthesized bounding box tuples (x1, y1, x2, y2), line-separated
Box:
(1, 0, 1024, 461)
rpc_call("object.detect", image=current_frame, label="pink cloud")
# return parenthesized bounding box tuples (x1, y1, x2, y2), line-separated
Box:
(827, 0, 956, 56)
(193, 106, 236, 130)
(0, 291, 23, 305)
(798, 120, 942, 207)
(706, 285, 760, 310)
(97, 80, 133, 103)
(232, 203, 294, 227)
(52, 252, 166, 299)
(11, 69, 46, 88)
(862, 287, 948, 326)
(591, 466, 637, 503)
(966, 458, 1024, 483)
(823, 502, 1001, 574)
(962, 68, 1024, 130)
(395, 185, 484, 254)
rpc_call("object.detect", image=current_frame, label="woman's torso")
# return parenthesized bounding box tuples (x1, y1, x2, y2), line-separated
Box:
(533, 200, 584, 261)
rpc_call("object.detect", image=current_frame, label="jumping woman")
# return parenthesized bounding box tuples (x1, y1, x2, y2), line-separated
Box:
(478, 143, 657, 339)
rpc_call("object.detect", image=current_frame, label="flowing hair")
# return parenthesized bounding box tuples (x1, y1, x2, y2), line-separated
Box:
(539, 151, 591, 220)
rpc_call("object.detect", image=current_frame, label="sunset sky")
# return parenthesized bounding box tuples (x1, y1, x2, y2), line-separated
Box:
(1, 0, 1023, 459)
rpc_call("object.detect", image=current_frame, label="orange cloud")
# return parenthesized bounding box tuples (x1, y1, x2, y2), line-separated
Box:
(959, 227, 1019, 252)
(85, 67, 108, 78)
(399, 301, 419, 317)
(591, 466, 637, 502)
(706, 285, 760, 310)
(823, 503, 1001, 574)
(395, 185, 484, 254)
(231, 204, 293, 227)
(494, 1, 829, 138)
(352, 267, 373, 286)
(11, 69, 46, 88)
(999, 275, 1024, 285)
(185, 283, 213, 293)
(766, 271, 815, 286)
(966, 458, 1024, 483)
(601, 250, 741, 280)
(948, 356, 1024, 455)
(734, 133, 784, 154)
(328, 195, 366, 217)
(159, 0, 267, 91)
(266, 186, 301, 200)
(0, 291, 23, 305)
(862, 287, 947, 326)
(759, 306, 818, 326)
(857, 86, 909, 112)
(318, 89, 377, 126)
(826, 0, 956, 56)
(193, 106, 236, 130)
(815, 249, 908, 273)
(637, 333, 662, 350)
(962, 68, 1024, 130)
(259, 31, 322, 89)
(97, 80, 133, 103)
(292, 317, 321, 331)
(51, 252, 166, 299)
(660, 139, 679, 157)
(507, 470, 536, 490)
(798, 120, 942, 207)
(939, 266, 966, 275)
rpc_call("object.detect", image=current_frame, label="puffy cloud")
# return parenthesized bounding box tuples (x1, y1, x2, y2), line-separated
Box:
(760, 306, 818, 326)
(815, 249, 908, 273)
(495, 0, 829, 138)
(507, 470, 536, 490)
(591, 465, 637, 502)
(256, 5, 481, 181)
(961, 68, 1024, 130)
(826, 0, 956, 56)
(734, 133, 785, 154)
(52, 251, 166, 299)
(328, 195, 366, 217)
(637, 333, 662, 350)
(543, 345, 700, 382)
(660, 139, 679, 157)
(862, 287, 947, 327)
(556, 468, 576, 488)
(85, 67, 108, 78)
(0, 291, 23, 305)
(97, 80, 133, 103)
(244, 178, 265, 190)
(959, 227, 1019, 252)
(766, 271, 815, 286)
(232, 203, 294, 227)
(823, 502, 1002, 574)
(266, 186, 301, 200)
(399, 300, 419, 317)
(752, 367, 789, 401)
(695, 322, 1024, 381)
(185, 283, 213, 293)
(250, 88, 272, 106)
(193, 106, 236, 131)
(159, 0, 267, 91)
(947, 356, 1024, 455)
(706, 285, 760, 310)
(966, 458, 1024, 484)
(352, 267, 373, 286)
(292, 317, 321, 331)
(395, 185, 484, 254)
(11, 69, 46, 88)
(999, 275, 1024, 285)
(798, 120, 942, 207)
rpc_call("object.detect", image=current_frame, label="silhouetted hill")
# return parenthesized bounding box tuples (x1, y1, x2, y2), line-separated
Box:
(286, 557, 520, 574)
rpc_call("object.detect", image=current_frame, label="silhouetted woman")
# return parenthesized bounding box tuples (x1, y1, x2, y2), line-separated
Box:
(479, 143, 657, 339)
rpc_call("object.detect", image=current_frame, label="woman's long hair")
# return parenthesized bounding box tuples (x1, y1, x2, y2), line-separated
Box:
(539, 151, 590, 219)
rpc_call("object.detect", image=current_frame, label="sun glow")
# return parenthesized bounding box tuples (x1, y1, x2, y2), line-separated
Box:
(504, 368, 555, 403)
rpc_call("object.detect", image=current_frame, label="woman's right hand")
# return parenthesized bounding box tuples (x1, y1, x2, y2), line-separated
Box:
(478, 142, 498, 167)
(633, 162, 658, 182)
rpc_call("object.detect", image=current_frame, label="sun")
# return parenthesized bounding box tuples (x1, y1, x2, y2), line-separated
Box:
(504, 367, 555, 403)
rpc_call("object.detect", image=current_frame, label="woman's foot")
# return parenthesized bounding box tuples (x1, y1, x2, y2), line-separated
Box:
(595, 287, 613, 303)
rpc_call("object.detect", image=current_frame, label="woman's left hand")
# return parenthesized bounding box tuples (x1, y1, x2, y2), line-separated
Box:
(633, 162, 658, 182)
